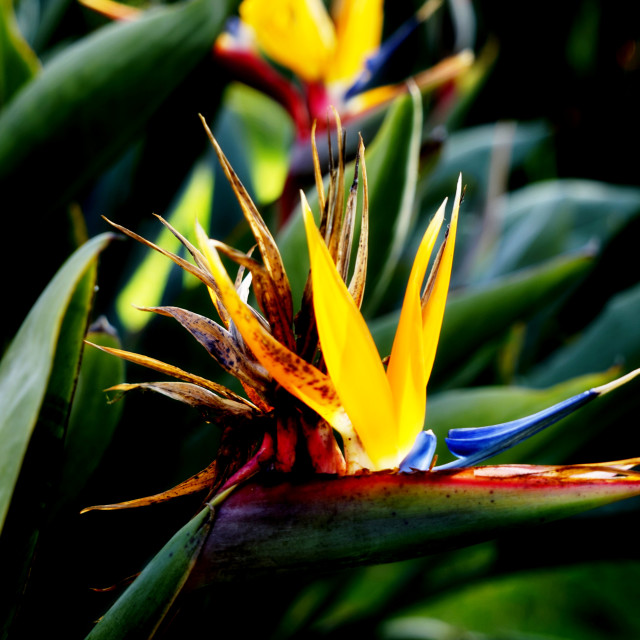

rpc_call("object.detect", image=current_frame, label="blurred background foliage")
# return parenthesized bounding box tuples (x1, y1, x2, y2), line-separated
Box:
(1, 0, 640, 637)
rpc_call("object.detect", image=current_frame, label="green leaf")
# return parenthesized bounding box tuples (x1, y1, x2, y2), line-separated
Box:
(215, 82, 294, 205)
(56, 318, 124, 506)
(116, 157, 215, 333)
(360, 83, 422, 314)
(0, 0, 39, 106)
(385, 562, 640, 640)
(478, 180, 640, 281)
(188, 467, 640, 586)
(289, 546, 497, 638)
(370, 252, 593, 381)
(86, 507, 213, 639)
(414, 122, 556, 272)
(0, 233, 111, 637)
(278, 87, 423, 312)
(26, 0, 75, 53)
(0, 232, 112, 532)
(424, 120, 555, 205)
(0, 0, 233, 218)
(529, 281, 640, 387)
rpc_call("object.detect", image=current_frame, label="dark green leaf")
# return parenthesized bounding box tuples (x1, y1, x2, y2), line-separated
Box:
(0, 232, 112, 531)
(478, 180, 640, 281)
(56, 318, 124, 506)
(529, 281, 640, 387)
(0, 233, 111, 636)
(0, 0, 39, 106)
(370, 253, 593, 381)
(0, 0, 234, 218)
(385, 562, 640, 640)
(86, 507, 213, 639)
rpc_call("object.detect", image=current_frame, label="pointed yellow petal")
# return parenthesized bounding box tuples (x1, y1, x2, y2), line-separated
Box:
(239, 0, 337, 82)
(327, 0, 383, 83)
(386, 201, 446, 456)
(421, 175, 461, 383)
(193, 221, 352, 438)
(302, 193, 396, 469)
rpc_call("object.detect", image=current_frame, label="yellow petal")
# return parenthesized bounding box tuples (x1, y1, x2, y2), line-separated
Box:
(194, 221, 353, 437)
(239, 0, 337, 82)
(78, 0, 140, 20)
(421, 175, 461, 383)
(327, 0, 383, 83)
(386, 201, 446, 456)
(302, 193, 396, 469)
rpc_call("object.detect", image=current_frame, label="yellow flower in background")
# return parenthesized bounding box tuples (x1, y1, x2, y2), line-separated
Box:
(79, 0, 473, 135)
(77, 0, 475, 219)
(217, 0, 474, 135)
(238, 0, 382, 86)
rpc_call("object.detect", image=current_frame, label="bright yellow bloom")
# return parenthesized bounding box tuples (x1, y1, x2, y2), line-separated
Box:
(239, 0, 382, 85)
(77, 0, 474, 143)
(89, 120, 640, 513)
(301, 177, 460, 469)
(226, 0, 473, 133)
(187, 177, 459, 471)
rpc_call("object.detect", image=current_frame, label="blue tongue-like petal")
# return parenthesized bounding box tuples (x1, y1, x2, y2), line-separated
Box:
(436, 368, 640, 470)
(399, 370, 640, 473)
(436, 390, 598, 470)
(345, 0, 444, 99)
(344, 16, 421, 100)
(400, 430, 437, 472)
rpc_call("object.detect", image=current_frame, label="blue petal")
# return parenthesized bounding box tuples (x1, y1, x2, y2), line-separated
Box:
(225, 16, 242, 37)
(400, 430, 437, 472)
(344, 16, 421, 100)
(435, 389, 598, 470)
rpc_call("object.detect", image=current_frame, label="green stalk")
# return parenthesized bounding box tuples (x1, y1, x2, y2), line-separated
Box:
(188, 466, 640, 586)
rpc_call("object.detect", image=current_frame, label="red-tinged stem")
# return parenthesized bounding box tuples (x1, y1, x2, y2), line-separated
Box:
(275, 414, 297, 472)
(213, 45, 311, 136)
(190, 467, 640, 586)
(302, 419, 347, 475)
(304, 80, 333, 133)
(220, 433, 274, 493)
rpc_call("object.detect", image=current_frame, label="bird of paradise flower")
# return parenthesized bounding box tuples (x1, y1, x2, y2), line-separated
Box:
(219, 0, 475, 137)
(78, 0, 474, 139)
(85, 114, 640, 516)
